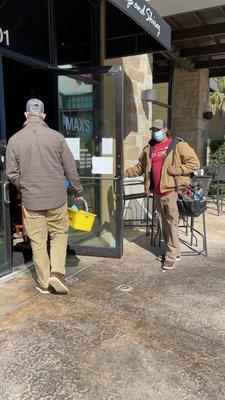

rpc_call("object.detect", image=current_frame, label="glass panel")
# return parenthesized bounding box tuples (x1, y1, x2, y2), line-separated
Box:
(0, 141, 11, 273)
(58, 76, 94, 175)
(58, 71, 119, 251)
(0, 0, 49, 61)
(67, 178, 117, 249)
(0, 178, 7, 268)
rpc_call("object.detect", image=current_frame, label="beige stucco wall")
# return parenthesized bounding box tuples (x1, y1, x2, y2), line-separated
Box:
(172, 68, 209, 164)
(152, 82, 169, 123)
(153, 82, 168, 104)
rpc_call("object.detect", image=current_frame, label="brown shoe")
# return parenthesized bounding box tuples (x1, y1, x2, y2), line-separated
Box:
(49, 272, 69, 294)
(162, 261, 176, 270)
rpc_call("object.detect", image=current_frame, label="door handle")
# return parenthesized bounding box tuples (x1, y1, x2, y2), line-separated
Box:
(80, 176, 120, 180)
(113, 177, 123, 194)
(79, 176, 121, 193)
(3, 182, 10, 205)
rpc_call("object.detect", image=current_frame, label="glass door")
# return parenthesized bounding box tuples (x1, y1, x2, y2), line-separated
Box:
(0, 142, 11, 276)
(57, 66, 124, 258)
(0, 53, 12, 276)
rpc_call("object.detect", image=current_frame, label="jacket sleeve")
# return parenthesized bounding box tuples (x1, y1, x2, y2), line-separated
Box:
(6, 139, 20, 188)
(60, 139, 84, 196)
(124, 150, 146, 178)
(175, 142, 200, 176)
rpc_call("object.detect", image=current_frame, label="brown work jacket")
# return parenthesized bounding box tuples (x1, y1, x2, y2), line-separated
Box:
(124, 138, 200, 195)
(6, 116, 84, 210)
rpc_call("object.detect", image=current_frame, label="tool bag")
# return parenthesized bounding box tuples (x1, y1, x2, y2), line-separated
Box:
(170, 139, 207, 217)
(176, 185, 207, 217)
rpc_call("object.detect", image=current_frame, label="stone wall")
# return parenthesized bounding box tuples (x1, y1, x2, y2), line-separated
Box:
(172, 68, 209, 164)
(105, 55, 153, 169)
(208, 110, 225, 140)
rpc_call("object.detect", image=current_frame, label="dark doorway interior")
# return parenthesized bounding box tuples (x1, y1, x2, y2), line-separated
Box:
(3, 57, 56, 136)
(56, 0, 98, 66)
(3, 57, 56, 267)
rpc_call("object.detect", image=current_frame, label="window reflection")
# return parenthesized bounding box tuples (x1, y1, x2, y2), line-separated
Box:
(0, 0, 49, 61)
(58, 76, 94, 174)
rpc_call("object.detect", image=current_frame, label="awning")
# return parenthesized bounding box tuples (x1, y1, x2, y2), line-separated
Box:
(153, 4, 225, 82)
(108, 0, 171, 50)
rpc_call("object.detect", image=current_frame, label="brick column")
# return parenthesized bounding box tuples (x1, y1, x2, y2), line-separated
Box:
(123, 54, 153, 168)
(105, 55, 153, 168)
(172, 68, 209, 164)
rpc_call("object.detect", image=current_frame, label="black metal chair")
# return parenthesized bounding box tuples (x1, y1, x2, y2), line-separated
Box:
(210, 164, 225, 215)
(123, 179, 152, 236)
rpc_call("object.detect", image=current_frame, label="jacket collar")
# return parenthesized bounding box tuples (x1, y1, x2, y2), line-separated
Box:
(23, 116, 48, 128)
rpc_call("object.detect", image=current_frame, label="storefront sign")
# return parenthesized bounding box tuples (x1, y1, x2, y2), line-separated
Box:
(0, 28, 9, 46)
(63, 115, 91, 135)
(61, 112, 93, 142)
(108, 0, 171, 49)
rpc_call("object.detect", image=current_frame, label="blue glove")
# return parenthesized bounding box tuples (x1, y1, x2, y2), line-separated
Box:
(71, 204, 79, 211)
(64, 179, 69, 188)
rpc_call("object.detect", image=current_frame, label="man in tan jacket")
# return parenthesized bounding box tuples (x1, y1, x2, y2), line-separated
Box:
(124, 119, 200, 270)
(6, 99, 84, 294)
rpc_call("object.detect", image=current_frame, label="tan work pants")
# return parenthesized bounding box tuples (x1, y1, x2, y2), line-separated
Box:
(23, 202, 69, 288)
(155, 191, 180, 262)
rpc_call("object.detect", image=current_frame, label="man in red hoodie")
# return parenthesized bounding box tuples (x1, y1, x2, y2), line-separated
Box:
(124, 119, 200, 270)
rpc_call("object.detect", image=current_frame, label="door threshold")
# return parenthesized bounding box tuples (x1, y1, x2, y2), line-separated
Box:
(0, 262, 34, 284)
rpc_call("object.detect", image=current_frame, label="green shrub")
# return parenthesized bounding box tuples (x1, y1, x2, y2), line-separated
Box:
(208, 140, 225, 197)
(209, 139, 224, 156)
(210, 141, 225, 166)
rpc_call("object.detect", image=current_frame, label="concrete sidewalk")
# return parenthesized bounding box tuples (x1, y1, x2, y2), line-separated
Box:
(0, 209, 225, 400)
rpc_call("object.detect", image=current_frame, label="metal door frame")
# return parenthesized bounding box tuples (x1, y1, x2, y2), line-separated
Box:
(0, 47, 59, 276)
(0, 53, 12, 275)
(0, 48, 124, 259)
(56, 66, 124, 258)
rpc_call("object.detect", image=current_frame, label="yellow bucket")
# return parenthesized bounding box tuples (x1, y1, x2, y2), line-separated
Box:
(68, 199, 97, 232)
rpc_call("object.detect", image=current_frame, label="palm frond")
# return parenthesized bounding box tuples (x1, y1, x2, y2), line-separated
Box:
(209, 77, 225, 114)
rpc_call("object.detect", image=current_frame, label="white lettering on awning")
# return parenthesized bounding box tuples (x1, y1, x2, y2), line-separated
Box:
(125, 0, 161, 37)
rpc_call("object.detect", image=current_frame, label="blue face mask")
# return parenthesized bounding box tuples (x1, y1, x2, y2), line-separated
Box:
(153, 130, 165, 142)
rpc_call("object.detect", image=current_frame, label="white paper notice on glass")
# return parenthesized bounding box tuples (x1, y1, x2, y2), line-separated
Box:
(65, 138, 80, 161)
(92, 157, 113, 175)
(102, 138, 113, 155)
